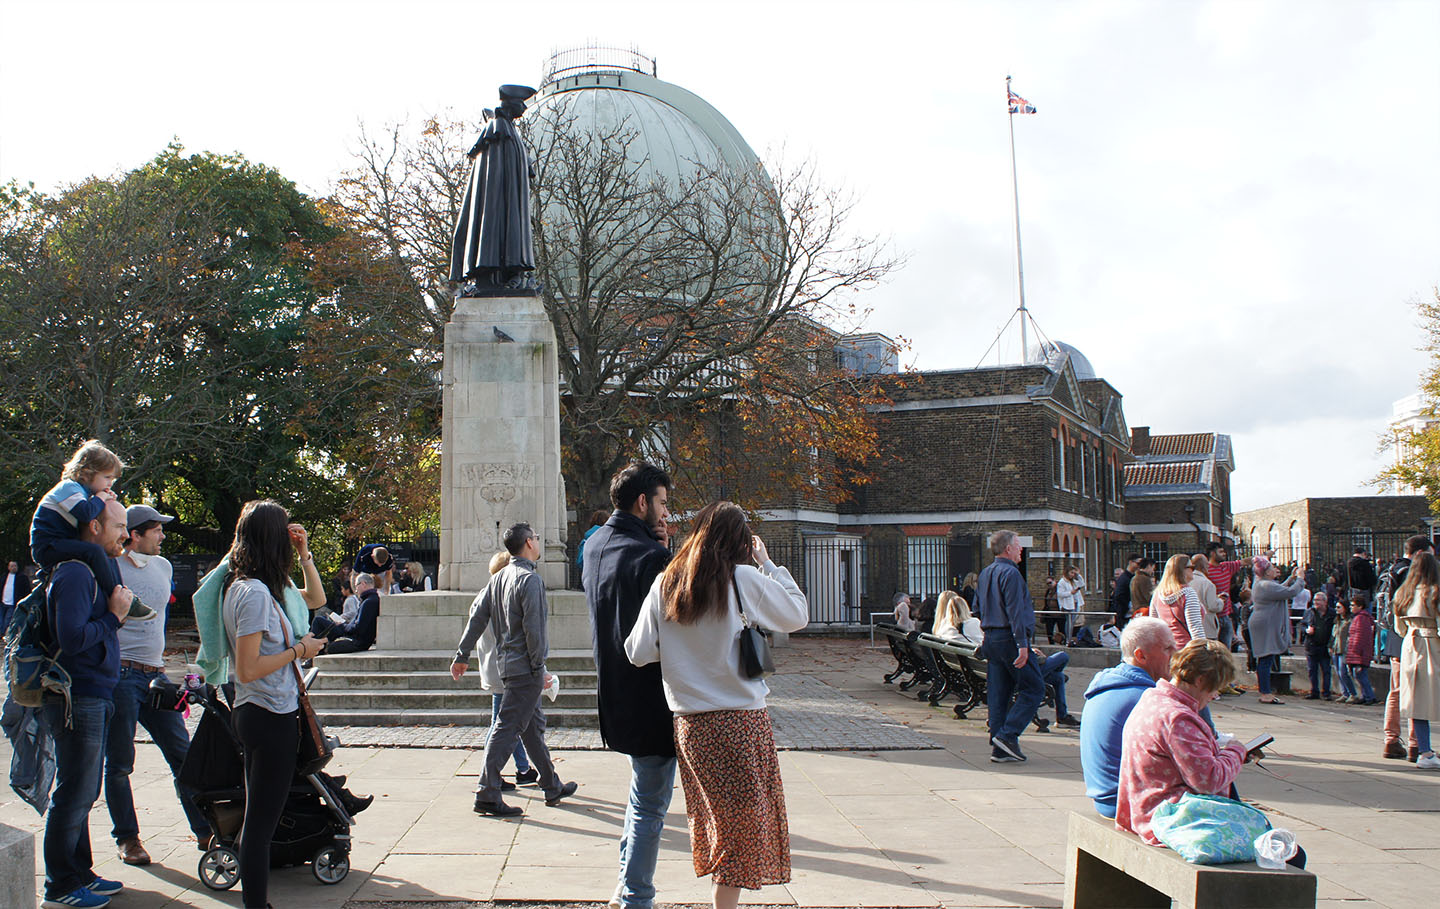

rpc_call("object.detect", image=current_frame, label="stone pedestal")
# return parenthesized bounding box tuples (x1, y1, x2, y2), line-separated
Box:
(379, 588, 591, 652)
(0, 820, 35, 909)
(438, 292, 569, 592)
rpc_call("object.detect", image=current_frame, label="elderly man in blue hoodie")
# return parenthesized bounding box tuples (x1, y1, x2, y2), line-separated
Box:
(1079, 617, 1177, 818)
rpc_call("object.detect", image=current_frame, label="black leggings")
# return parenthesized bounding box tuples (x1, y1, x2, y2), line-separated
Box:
(233, 703, 299, 909)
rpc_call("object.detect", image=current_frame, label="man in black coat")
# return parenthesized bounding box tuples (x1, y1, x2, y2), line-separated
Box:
(1348, 547, 1378, 603)
(1112, 554, 1138, 628)
(581, 462, 673, 909)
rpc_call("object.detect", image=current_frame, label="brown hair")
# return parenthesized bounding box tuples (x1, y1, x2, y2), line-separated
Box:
(658, 501, 752, 625)
(225, 500, 294, 603)
(1158, 553, 1193, 597)
(1396, 550, 1440, 620)
(62, 440, 124, 483)
(1169, 639, 1236, 693)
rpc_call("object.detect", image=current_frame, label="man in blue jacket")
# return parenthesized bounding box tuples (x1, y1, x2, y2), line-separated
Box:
(1078, 617, 1177, 818)
(976, 529, 1044, 763)
(43, 498, 134, 909)
(582, 462, 673, 909)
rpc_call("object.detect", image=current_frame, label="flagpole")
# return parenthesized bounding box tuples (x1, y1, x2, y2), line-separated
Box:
(1007, 74, 1029, 363)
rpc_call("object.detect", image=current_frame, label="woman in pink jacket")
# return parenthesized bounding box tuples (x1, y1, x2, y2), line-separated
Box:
(1345, 594, 1378, 705)
(1115, 639, 1250, 845)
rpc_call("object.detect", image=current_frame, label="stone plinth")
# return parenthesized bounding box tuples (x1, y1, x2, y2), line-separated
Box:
(439, 292, 569, 592)
(381, 589, 592, 653)
(0, 820, 35, 909)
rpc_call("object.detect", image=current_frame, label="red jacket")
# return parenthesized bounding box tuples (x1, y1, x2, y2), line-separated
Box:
(1346, 609, 1375, 666)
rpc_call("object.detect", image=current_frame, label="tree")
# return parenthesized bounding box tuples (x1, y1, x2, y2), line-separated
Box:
(336, 107, 902, 523)
(0, 145, 348, 552)
(1376, 288, 1440, 511)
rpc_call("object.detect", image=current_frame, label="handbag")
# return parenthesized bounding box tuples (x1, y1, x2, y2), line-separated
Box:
(268, 597, 334, 775)
(1150, 792, 1272, 864)
(734, 577, 775, 680)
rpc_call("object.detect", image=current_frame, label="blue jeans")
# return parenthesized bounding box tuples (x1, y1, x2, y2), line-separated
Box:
(106, 666, 209, 840)
(982, 629, 1045, 741)
(1040, 652, 1070, 719)
(1256, 654, 1278, 694)
(487, 692, 531, 772)
(1415, 719, 1433, 754)
(1336, 654, 1357, 697)
(43, 696, 112, 899)
(1349, 664, 1376, 701)
(617, 754, 677, 908)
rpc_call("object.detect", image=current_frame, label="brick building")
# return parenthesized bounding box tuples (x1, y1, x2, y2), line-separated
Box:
(754, 340, 1238, 621)
(1121, 428, 1236, 565)
(1233, 496, 1435, 570)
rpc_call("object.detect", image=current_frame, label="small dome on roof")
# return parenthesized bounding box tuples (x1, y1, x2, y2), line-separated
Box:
(1053, 341, 1097, 381)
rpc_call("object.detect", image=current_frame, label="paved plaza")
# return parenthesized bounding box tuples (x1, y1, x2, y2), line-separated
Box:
(3, 636, 1438, 907)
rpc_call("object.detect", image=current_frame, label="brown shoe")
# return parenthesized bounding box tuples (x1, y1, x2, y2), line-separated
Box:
(119, 836, 151, 865)
(1384, 741, 1407, 760)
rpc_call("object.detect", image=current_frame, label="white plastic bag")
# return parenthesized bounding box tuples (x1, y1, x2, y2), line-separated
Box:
(542, 672, 561, 703)
(1254, 828, 1298, 869)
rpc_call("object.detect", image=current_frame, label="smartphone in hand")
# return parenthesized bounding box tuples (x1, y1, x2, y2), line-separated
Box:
(1244, 733, 1274, 758)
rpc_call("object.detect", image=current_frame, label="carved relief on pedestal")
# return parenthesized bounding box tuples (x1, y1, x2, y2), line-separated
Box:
(454, 463, 537, 561)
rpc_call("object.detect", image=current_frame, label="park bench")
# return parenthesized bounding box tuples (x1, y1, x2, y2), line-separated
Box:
(1064, 811, 1315, 909)
(907, 635, 1054, 731)
(875, 622, 935, 692)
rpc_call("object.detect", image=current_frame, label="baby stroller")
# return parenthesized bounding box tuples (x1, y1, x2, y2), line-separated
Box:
(175, 677, 354, 890)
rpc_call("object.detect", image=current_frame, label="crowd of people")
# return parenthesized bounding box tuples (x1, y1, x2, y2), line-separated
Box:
(2, 440, 390, 909)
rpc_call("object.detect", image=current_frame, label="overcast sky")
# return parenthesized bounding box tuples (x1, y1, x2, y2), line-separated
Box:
(3, 0, 1437, 514)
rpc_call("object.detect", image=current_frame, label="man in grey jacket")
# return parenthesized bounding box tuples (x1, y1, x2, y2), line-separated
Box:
(451, 522, 577, 816)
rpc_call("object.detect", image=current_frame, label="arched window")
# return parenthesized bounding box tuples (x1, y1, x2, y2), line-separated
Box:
(1268, 524, 1279, 553)
(1289, 521, 1303, 562)
(1052, 533, 1060, 552)
(1250, 527, 1259, 552)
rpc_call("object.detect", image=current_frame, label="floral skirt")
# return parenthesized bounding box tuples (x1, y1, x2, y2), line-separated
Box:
(673, 708, 791, 889)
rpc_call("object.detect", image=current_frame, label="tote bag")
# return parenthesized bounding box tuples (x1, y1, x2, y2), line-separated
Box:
(1151, 792, 1272, 864)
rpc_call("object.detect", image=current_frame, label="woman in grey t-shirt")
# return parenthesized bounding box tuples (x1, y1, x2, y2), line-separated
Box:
(221, 500, 324, 909)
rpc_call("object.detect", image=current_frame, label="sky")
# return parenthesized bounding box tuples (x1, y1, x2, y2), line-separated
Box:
(3, 0, 1437, 514)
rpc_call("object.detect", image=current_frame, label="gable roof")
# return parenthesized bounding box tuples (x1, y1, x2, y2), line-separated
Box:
(1125, 461, 1204, 487)
(1148, 433, 1216, 457)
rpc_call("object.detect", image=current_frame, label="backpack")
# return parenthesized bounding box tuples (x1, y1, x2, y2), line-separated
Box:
(2, 562, 91, 725)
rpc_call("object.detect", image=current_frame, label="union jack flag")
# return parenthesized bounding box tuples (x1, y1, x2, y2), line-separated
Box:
(1008, 88, 1036, 115)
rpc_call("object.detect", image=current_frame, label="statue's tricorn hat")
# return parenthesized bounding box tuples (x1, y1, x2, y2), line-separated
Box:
(499, 84, 537, 103)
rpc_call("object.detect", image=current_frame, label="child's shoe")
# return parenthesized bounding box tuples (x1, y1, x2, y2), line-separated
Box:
(127, 597, 158, 621)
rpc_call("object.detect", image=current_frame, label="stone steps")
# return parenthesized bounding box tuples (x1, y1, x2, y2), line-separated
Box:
(318, 706, 601, 728)
(309, 648, 601, 728)
(315, 670, 599, 690)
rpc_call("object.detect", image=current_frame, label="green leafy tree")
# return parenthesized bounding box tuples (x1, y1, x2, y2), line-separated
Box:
(1377, 288, 1440, 511)
(0, 145, 346, 553)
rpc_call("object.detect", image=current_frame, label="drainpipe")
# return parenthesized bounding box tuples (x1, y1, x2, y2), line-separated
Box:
(1183, 502, 1204, 547)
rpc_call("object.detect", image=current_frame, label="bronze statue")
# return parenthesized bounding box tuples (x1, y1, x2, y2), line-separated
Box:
(450, 84, 538, 296)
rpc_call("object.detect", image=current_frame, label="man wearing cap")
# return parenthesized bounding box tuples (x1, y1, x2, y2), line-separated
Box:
(105, 504, 209, 866)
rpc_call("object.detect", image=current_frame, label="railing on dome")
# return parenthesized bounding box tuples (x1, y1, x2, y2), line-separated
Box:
(542, 45, 657, 85)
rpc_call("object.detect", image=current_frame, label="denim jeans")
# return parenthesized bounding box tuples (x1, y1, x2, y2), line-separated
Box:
(616, 754, 677, 908)
(43, 696, 112, 899)
(106, 666, 209, 841)
(486, 692, 531, 773)
(1415, 719, 1433, 754)
(982, 629, 1045, 741)
(1040, 652, 1070, 719)
(1349, 664, 1376, 701)
(1256, 654, 1277, 694)
(1336, 654, 1357, 697)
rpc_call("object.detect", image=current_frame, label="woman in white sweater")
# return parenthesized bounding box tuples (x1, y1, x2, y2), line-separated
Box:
(626, 502, 809, 909)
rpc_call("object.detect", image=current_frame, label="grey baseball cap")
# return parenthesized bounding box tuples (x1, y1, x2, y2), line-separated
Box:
(126, 504, 175, 530)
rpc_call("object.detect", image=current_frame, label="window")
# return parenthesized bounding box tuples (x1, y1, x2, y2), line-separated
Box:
(1250, 527, 1259, 552)
(1053, 433, 1065, 487)
(1351, 526, 1373, 555)
(1289, 522, 1303, 562)
(905, 535, 947, 598)
(1079, 444, 1088, 495)
(1143, 541, 1169, 565)
(1108, 458, 1119, 503)
(1268, 524, 1279, 553)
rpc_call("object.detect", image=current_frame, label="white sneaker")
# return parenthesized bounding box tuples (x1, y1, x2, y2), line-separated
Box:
(1417, 752, 1440, 769)
(608, 882, 623, 909)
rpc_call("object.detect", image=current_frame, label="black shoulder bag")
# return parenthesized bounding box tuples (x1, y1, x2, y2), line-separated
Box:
(734, 576, 775, 680)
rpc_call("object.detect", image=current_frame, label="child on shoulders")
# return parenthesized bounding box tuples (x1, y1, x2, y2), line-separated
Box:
(29, 440, 155, 620)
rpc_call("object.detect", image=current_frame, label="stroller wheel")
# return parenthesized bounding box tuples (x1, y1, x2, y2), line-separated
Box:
(312, 845, 350, 884)
(198, 845, 240, 890)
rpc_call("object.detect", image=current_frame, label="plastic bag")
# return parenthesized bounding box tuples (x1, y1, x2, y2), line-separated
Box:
(1254, 828, 1299, 869)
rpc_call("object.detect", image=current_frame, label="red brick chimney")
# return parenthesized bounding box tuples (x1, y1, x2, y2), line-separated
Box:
(1130, 426, 1150, 456)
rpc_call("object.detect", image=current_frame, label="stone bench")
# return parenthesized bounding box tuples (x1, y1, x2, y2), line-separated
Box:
(0, 820, 35, 909)
(1269, 669, 1294, 695)
(1064, 811, 1315, 909)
